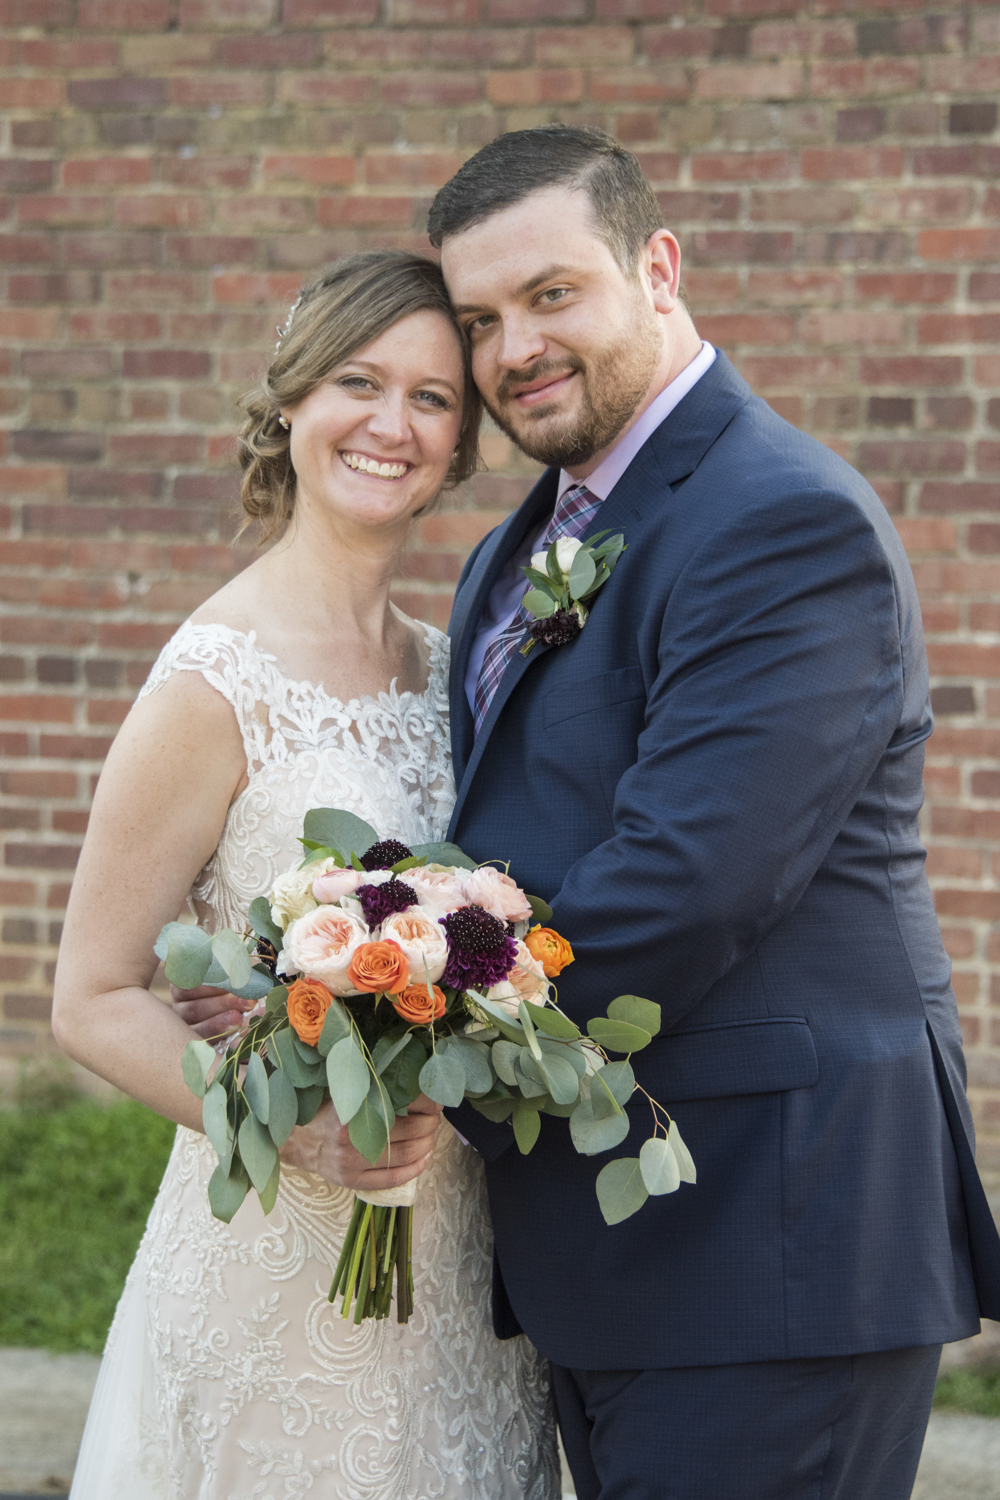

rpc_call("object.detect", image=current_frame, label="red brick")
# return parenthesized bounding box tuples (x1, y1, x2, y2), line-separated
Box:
(78, 0, 169, 23)
(695, 62, 804, 99)
(859, 439, 965, 475)
(934, 890, 1000, 922)
(692, 150, 791, 182)
(535, 26, 633, 67)
(18, 197, 110, 228)
(751, 187, 857, 226)
(219, 33, 320, 67)
(263, 154, 356, 187)
(920, 483, 1000, 514)
(487, 0, 585, 16)
(114, 196, 208, 229)
(387, 0, 480, 17)
(169, 72, 271, 107)
(283, 0, 379, 19)
(62, 233, 157, 267)
(919, 229, 1000, 263)
(212, 271, 304, 305)
(364, 151, 462, 188)
(697, 311, 796, 345)
(426, 28, 527, 66)
(164, 235, 257, 266)
(122, 350, 212, 379)
(377, 71, 480, 107)
(179, 0, 277, 22)
(63, 157, 152, 189)
(317, 196, 415, 228)
(926, 55, 1000, 93)
(0, 236, 55, 266)
(104, 272, 204, 307)
(276, 73, 372, 107)
(67, 77, 167, 109)
(160, 156, 255, 189)
(803, 309, 903, 345)
(68, 312, 162, 341)
(860, 355, 962, 387)
(856, 271, 955, 305)
(1, 81, 65, 109)
(5, 843, 81, 870)
(919, 313, 1000, 345)
(486, 70, 583, 106)
(590, 67, 689, 104)
(800, 146, 903, 180)
(107, 433, 202, 465)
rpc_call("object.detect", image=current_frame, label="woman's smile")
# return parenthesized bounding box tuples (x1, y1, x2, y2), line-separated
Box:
(338, 450, 412, 480)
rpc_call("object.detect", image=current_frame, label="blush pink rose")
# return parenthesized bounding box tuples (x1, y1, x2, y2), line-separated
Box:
(379, 909, 449, 985)
(277, 906, 369, 995)
(406, 867, 469, 919)
(312, 867, 364, 904)
(485, 940, 551, 1018)
(464, 865, 533, 925)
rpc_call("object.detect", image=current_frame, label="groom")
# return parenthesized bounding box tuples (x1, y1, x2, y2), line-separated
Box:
(178, 127, 1000, 1497)
(427, 126, 1000, 1499)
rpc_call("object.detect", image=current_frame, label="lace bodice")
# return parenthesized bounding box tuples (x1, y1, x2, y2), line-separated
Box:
(71, 617, 559, 1500)
(137, 620, 455, 932)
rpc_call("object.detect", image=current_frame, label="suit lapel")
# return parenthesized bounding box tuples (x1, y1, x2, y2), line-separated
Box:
(448, 352, 753, 829)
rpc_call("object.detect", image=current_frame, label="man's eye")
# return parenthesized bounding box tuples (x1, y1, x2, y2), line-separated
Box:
(540, 288, 568, 305)
(467, 315, 495, 335)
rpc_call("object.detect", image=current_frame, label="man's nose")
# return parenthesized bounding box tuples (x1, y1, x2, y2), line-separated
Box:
(497, 313, 547, 373)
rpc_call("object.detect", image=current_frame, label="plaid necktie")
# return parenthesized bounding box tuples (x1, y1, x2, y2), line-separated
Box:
(472, 482, 601, 735)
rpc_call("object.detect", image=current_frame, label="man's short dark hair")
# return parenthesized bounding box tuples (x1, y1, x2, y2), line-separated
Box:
(427, 125, 664, 276)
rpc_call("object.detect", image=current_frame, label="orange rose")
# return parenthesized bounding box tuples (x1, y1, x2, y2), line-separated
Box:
(346, 939, 409, 995)
(392, 983, 447, 1026)
(524, 925, 575, 978)
(286, 976, 333, 1046)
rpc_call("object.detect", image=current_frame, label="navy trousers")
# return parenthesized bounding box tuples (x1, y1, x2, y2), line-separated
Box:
(552, 1345, 942, 1500)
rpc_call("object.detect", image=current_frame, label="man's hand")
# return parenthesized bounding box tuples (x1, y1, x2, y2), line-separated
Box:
(281, 1095, 443, 1191)
(170, 983, 252, 1039)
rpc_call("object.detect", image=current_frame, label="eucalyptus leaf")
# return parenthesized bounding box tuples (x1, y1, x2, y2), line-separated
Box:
(212, 928, 252, 991)
(303, 808, 379, 863)
(265, 985, 288, 1015)
(202, 1080, 234, 1171)
(669, 1120, 697, 1184)
(596, 1156, 649, 1226)
(239, 1110, 278, 1194)
(373, 1031, 413, 1076)
(348, 1079, 392, 1165)
(243, 1050, 270, 1123)
(391, 855, 427, 874)
(569, 1096, 631, 1156)
(521, 999, 579, 1040)
(296, 1084, 326, 1126)
(541, 1098, 577, 1117)
(257, 1154, 281, 1215)
(590, 1070, 625, 1121)
(513, 1054, 548, 1099)
(538, 1036, 587, 1077)
(491, 1039, 521, 1087)
(512, 1100, 541, 1154)
(266, 1066, 298, 1148)
(599, 1059, 636, 1107)
(523, 589, 558, 619)
(567, 546, 597, 598)
(231, 967, 278, 1002)
(181, 1038, 215, 1100)
(471, 1094, 517, 1123)
(469, 992, 527, 1044)
(639, 1136, 681, 1196)
(449, 1037, 494, 1095)
(408, 840, 478, 871)
(153, 920, 186, 962)
(535, 1050, 582, 1106)
(381, 1037, 426, 1112)
(269, 1026, 323, 1088)
(326, 1035, 371, 1124)
(162, 924, 213, 989)
(418, 1051, 466, 1108)
(525, 893, 553, 925)
(518, 1001, 543, 1060)
(208, 1160, 249, 1223)
(317, 997, 352, 1055)
(607, 995, 662, 1036)
(586, 1017, 652, 1053)
(521, 565, 560, 594)
(292, 1035, 321, 1066)
(247, 896, 284, 952)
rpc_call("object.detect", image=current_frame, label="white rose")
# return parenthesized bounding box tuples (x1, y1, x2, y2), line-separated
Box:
(379, 909, 449, 985)
(277, 905, 369, 995)
(555, 536, 583, 575)
(531, 549, 551, 575)
(485, 940, 551, 1018)
(464, 865, 533, 925)
(270, 857, 341, 930)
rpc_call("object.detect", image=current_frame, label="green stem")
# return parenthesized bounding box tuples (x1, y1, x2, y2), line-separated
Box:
(340, 1200, 372, 1320)
(328, 1196, 364, 1302)
(354, 1236, 373, 1324)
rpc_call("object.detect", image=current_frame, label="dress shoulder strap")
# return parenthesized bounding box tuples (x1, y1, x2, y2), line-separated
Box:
(136, 620, 274, 773)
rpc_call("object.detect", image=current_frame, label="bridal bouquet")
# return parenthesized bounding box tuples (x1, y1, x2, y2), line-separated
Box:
(160, 808, 695, 1325)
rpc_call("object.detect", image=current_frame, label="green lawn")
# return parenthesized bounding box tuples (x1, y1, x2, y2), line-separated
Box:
(0, 1090, 176, 1353)
(933, 1366, 1000, 1418)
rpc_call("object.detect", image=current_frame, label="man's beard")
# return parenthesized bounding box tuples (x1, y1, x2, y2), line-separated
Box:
(483, 299, 663, 470)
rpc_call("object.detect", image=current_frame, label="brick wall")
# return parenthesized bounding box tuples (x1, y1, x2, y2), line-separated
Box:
(0, 0, 998, 1172)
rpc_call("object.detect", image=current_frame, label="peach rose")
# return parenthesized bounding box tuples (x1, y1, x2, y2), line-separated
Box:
(405, 866, 469, 919)
(464, 865, 534, 925)
(524, 925, 574, 978)
(277, 905, 368, 995)
(393, 982, 447, 1026)
(486, 939, 551, 1017)
(311, 867, 363, 905)
(379, 909, 448, 985)
(346, 939, 409, 996)
(286, 976, 333, 1047)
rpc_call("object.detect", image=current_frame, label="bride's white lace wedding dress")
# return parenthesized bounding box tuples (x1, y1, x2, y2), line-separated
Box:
(70, 621, 559, 1500)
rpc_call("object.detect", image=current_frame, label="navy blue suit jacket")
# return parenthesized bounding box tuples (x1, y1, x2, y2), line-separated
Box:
(444, 353, 1000, 1371)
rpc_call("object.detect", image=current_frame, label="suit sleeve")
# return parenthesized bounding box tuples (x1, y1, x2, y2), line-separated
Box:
(548, 486, 909, 1029)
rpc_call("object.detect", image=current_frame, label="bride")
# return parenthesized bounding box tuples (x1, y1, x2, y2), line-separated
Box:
(53, 250, 560, 1500)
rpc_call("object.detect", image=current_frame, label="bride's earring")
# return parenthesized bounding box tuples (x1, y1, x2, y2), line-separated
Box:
(278, 416, 289, 431)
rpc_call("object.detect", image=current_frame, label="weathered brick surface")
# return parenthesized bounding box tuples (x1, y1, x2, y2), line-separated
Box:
(1, 2, 1000, 1169)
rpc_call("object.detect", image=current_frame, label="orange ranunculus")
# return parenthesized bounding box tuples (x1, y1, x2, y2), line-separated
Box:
(286, 976, 333, 1046)
(524, 925, 575, 978)
(392, 982, 447, 1025)
(346, 939, 409, 995)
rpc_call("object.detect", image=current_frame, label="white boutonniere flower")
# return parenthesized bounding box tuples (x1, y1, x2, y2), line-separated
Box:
(519, 530, 626, 656)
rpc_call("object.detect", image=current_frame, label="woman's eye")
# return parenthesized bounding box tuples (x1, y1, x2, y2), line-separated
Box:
(340, 376, 374, 393)
(415, 390, 448, 409)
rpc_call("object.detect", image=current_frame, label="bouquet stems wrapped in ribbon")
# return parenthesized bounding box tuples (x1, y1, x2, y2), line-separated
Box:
(162, 808, 695, 1325)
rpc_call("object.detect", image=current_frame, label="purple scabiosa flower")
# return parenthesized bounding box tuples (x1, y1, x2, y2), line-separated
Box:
(357, 878, 417, 929)
(439, 906, 518, 992)
(360, 839, 413, 871)
(532, 608, 582, 648)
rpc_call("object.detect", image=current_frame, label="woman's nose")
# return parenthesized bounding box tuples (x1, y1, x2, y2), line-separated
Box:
(367, 396, 411, 447)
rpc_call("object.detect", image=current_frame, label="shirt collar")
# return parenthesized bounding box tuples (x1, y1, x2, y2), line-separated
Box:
(556, 341, 717, 502)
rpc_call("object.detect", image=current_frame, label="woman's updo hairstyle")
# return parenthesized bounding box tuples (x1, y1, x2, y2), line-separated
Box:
(238, 249, 482, 542)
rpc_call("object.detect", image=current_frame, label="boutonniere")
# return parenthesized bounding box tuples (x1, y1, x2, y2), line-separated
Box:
(519, 531, 626, 656)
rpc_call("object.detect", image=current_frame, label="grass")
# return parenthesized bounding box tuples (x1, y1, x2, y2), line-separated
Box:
(933, 1366, 1000, 1418)
(0, 1068, 176, 1354)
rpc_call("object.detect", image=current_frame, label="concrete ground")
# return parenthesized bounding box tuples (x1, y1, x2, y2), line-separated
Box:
(1, 1346, 998, 1499)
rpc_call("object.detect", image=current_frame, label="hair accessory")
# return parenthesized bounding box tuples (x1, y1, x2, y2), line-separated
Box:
(274, 292, 303, 353)
(278, 416, 289, 431)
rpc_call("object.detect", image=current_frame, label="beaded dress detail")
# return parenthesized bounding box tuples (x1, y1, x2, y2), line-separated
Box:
(69, 621, 559, 1500)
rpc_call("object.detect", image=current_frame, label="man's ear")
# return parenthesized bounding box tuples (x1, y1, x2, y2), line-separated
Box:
(645, 229, 682, 314)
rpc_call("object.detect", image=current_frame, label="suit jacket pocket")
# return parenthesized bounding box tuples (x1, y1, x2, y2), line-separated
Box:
(541, 665, 646, 729)
(642, 1017, 819, 1104)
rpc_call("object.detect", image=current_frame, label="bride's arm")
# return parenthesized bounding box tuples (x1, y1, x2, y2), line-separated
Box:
(52, 670, 248, 1130)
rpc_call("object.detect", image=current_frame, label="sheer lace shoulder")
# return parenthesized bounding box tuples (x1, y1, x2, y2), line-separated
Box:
(136, 618, 455, 933)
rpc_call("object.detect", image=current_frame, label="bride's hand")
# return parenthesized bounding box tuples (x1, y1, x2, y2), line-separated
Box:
(281, 1094, 444, 1191)
(170, 982, 253, 1040)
